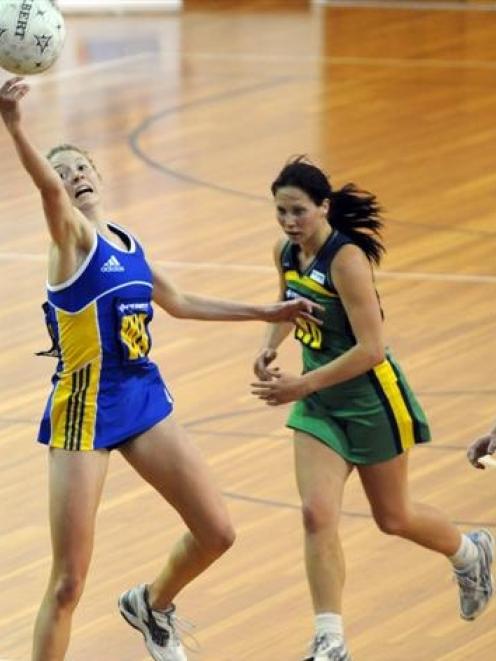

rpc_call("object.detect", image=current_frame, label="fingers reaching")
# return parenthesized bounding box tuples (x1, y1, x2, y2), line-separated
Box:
(467, 437, 492, 469)
(1, 76, 25, 95)
(297, 310, 323, 326)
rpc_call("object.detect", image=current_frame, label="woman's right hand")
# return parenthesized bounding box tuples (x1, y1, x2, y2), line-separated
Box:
(467, 433, 496, 469)
(253, 348, 278, 381)
(0, 77, 29, 132)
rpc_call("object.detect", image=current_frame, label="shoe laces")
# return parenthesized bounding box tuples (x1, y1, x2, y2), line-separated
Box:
(172, 612, 201, 653)
(145, 609, 170, 647)
(312, 632, 343, 654)
(154, 608, 200, 653)
(453, 570, 487, 595)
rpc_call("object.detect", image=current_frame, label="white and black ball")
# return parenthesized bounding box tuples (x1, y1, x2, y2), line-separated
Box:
(0, 1, 65, 75)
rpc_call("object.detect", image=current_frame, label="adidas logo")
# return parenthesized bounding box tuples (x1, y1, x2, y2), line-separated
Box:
(101, 255, 125, 272)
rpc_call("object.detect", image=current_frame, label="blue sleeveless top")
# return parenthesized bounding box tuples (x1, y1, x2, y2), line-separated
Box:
(38, 223, 173, 451)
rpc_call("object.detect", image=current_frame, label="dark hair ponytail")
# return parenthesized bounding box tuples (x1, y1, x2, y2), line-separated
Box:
(330, 183, 384, 264)
(271, 156, 385, 265)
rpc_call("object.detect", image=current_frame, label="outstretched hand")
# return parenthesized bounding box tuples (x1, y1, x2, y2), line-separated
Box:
(0, 77, 29, 131)
(265, 297, 324, 326)
(467, 433, 496, 470)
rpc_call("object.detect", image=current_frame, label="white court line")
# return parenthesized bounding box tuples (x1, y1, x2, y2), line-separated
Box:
(314, 0, 496, 11)
(34, 50, 496, 75)
(0, 48, 492, 85)
(0, 252, 495, 284)
(175, 50, 496, 72)
(0, 52, 154, 87)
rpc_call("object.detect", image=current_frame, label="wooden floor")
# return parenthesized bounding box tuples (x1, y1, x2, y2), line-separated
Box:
(2, 1, 496, 659)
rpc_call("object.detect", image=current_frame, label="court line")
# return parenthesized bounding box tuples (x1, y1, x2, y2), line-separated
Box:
(128, 93, 496, 238)
(0, 52, 155, 87)
(128, 76, 294, 202)
(1, 251, 495, 285)
(158, 262, 496, 285)
(175, 50, 496, 73)
(0, 414, 491, 526)
(3, 47, 496, 239)
(1, 407, 493, 527)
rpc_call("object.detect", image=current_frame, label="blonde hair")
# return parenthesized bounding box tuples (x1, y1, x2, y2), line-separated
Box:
(46, 143, 101, 178)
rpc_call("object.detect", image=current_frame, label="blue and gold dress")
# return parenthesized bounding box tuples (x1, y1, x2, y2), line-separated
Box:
(38, 223, 173, 451)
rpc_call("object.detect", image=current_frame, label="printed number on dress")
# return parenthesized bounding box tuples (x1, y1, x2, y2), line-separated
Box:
(295, 318, 322, 350)
(116, 300, 153, 363)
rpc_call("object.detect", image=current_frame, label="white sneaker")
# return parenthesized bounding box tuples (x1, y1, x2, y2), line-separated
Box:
(302, 632, 351, 660)
(454, 529, 495, 620)
(118, 584, 187, 661)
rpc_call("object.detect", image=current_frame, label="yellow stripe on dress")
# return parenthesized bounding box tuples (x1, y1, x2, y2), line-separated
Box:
(285, 270, 337, 298)
(373, 359, 415, 451)
(50, 303, 101, 451)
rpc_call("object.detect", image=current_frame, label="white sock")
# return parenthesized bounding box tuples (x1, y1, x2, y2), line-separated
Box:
(315, 612, 343, 638)
(449, 534, 478, 570)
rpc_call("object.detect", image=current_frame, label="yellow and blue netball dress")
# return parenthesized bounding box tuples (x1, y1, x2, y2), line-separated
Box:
(38, 223, 173, 451)
(283, 230, 431, 464)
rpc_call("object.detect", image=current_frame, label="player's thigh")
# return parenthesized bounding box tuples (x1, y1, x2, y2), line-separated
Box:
(293, 430, 352, 512)
(48, 447, 110, 571)
(357, 451, 410, 520)
(119, 416, 231, 541)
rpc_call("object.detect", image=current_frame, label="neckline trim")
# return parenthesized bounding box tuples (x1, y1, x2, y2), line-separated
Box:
(99, 223, 136, 254)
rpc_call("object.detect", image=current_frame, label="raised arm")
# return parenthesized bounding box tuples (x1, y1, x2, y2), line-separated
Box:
(0, 77, 88, 247)
(151, 261, 323, 324)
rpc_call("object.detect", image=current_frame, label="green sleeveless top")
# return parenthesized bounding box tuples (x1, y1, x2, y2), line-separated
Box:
(281, 230, 383, 395)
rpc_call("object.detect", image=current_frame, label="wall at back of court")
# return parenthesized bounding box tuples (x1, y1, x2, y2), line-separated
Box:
(58, 1, 183, 13)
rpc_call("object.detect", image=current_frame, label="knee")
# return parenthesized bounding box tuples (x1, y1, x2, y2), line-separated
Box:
(301, 500, 339, 535)
(374, 510, 409, 537)
(51, 572, 86, 611)
(203, 522, 236, 558)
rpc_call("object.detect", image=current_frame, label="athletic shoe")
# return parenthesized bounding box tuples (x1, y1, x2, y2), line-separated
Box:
(302, 632, 351, 660)
(118, 584, 187, 660)
(454, 529, 494, 620)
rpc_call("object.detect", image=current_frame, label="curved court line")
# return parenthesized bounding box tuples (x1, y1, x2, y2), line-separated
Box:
(128, 77, 291, 202)
(128, 94, 496, 239)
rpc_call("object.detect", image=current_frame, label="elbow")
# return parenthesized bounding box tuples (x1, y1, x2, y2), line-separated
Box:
(154, 299, 183, 318)
(153, 294, 189, 319)
(366, 346, 386, 369)
(168, 306, 188, 319)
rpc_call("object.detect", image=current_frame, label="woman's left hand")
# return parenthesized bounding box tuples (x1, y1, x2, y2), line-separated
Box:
(251, 371, 310, 405)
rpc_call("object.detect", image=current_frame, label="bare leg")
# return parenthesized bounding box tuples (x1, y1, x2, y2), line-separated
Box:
(119, 415, 235, 608)
(293, 432, 353, 614)
(32, 448, 109, 661)
(358, 451, 461, 555)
